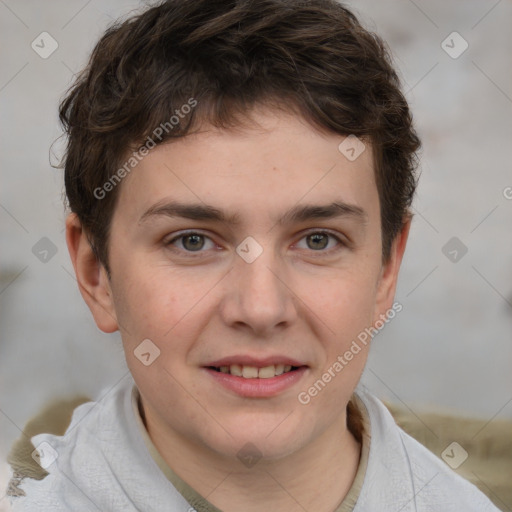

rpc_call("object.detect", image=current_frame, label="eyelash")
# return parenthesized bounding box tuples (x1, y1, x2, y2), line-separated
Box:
(164, 230, 346, 257)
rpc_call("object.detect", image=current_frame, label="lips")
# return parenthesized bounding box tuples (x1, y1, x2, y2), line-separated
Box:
(203, 356, 308, 397)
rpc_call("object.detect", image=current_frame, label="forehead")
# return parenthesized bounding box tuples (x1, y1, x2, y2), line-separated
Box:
(114, 108, 379, 227)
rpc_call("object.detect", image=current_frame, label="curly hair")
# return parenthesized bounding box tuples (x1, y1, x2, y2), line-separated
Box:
(59, 0, 421, 272)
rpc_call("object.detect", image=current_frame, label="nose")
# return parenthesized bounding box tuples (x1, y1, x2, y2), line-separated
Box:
(218, 247, 298, 337)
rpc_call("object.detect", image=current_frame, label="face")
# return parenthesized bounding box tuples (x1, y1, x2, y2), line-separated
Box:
(72, 107, 407, 463)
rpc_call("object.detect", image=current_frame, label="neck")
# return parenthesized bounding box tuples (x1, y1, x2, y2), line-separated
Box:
(141, 400, 361, 512)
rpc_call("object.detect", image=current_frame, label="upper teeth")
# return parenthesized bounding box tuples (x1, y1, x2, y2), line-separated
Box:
(218, 364, 293, 378)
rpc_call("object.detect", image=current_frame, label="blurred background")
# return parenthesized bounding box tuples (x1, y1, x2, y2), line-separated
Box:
(1, 0, 511, 509)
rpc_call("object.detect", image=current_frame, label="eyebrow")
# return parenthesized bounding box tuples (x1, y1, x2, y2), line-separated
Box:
(139, 199, 368, 227)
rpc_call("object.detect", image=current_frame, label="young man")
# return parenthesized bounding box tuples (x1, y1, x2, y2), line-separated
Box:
(7, 0, 500, 510)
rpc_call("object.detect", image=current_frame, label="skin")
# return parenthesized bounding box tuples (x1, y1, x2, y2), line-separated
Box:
(67, 106, 410, 512)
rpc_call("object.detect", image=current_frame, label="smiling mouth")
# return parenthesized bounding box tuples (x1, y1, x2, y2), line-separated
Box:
(207, 364, 301, 379)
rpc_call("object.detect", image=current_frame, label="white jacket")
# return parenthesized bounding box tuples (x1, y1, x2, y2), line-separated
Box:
(8, 374, 500, 511)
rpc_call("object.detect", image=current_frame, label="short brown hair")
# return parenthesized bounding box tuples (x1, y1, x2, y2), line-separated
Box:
(59, 0, 420, 273)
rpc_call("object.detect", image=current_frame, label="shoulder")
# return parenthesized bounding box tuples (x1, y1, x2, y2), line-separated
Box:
(353, 387, 501, 512)
(6, 393, 92, 506)
(6, 376, 190, 511)
(6, 376, 135, 511)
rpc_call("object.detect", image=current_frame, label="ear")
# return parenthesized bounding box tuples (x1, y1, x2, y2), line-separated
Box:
(374, 216, 411, 320)
(65, 213, 119, 333)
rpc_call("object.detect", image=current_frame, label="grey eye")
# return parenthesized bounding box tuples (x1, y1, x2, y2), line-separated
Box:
(306, 233, 330, 250)
(181, 234, 205, 251)
(167, 232, 215, 253)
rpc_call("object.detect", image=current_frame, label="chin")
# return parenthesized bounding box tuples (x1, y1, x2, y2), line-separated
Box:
(201, 414, 313, 463)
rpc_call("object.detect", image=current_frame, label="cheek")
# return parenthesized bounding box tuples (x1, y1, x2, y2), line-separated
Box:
(299, 268, 379, 339)
(113, 262, 202, 330)
(297, 273, 377, 411)
(111, 263, 225, 380)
